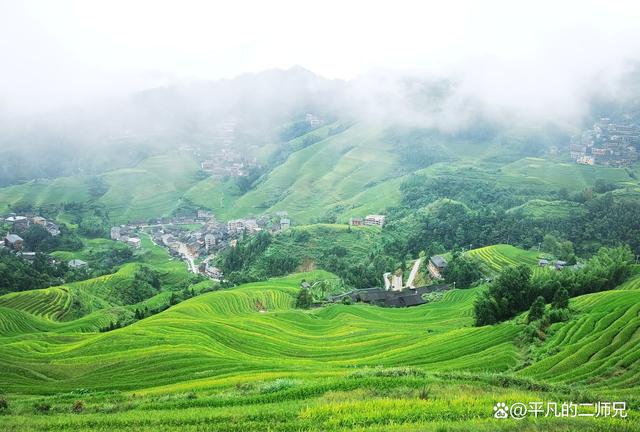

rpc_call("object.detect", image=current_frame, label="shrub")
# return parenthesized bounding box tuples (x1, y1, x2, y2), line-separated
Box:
(295, 288, 313, 309)
(546, 308, 570, 324)
(34, 402, 51, 414)
(0, 397, 8, 411)
(527, 296, 546, 323)
(552, 288, 570, 309)
(72, 400, 84, 413)
(418, 386, 431, 400)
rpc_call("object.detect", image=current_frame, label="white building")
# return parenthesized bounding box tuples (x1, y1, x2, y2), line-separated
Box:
(204, 234, 216, 251)
(110, 227, 122, 241)
(127, 237, 141, 249)
(364, 215, 386, 227)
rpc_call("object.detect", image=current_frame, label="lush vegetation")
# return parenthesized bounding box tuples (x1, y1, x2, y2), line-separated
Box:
(474, 246, 633, 325)
(1, 265, 639, 430)
(217, 224, 393, 289)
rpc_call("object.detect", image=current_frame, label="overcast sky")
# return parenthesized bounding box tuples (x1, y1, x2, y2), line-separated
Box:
(2, 0, 640, 115)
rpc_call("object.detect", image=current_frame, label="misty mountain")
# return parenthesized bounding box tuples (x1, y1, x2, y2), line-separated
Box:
(2, 65, 640, 188)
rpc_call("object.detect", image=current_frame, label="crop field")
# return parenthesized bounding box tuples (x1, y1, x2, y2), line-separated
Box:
(506, 199, 586, 220)
(1, 259, 639, 430)
(0, 176, 92, 210)
(502, 157, 637, 191)
(467, 244, 547, 276)
(98, 152, 201, 222)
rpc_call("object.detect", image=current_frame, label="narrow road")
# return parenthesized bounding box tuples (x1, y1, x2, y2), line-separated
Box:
(406, 258, 422, 288)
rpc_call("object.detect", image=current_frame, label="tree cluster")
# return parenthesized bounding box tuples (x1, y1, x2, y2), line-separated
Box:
(474, 246, 633, 326)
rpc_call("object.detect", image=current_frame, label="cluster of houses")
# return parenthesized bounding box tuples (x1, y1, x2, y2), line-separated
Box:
(227, 213, 290, 236)
(538, 258, 569, 270)
(348, 214, 386, 227)
(330, 284, 451, 308)
(1, 214, 89, 270)
(305, 113, 324, 128)
(570, 118, 640, 167)
(141, 210, 293, 281)
(2, 213, 63, 262)
(179, 120, 258, 178)
(110, 226, 142, 249)
(2, 213, 60, 237)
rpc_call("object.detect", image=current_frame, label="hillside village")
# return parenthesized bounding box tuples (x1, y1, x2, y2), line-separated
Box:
(109, 210, 294, 281)
(0, 214, 67, 264)
(2, 206, 584, 309)
(179, 119, 258, 178)
(570, 118, 640, 166)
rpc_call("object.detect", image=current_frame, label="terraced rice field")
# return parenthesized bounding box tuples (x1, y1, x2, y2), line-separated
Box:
(522, 288, 640, 393)
(467, 244, 547, 276)
(0, 286, 72, 320)
(1, 261, 639, 430)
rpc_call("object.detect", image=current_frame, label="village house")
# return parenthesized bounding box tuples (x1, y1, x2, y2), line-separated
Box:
(4, 234, 24, 251)
(204, 264, 223, 280)
(6, 216, 29, 230)
(305, 113, 323, 128)
(110, 227, 122, 241)
(428, 255, 448, 279)
(196, 209, 213, 220)
(32, 216, 46, 226)
(204, 233, 216, 251)
(349, 217, 363, 226)
(127, 237, 141, 249)
(20, 251, 37, 262)
(68, 259, 88, 269)
(364, 215, 386, 227)
(331, 284, 450, 308)
(554, 260, 567, 270)
(46, 222, 60, 236)
(280, 218, 291, 230)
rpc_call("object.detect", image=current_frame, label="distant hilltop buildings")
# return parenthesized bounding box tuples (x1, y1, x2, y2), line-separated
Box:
(570, 118, 640, 167)
(349, 214, 386, 227)
(3, 214, 60, 236)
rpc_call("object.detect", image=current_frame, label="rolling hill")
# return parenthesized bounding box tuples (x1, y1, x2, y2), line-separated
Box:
(1, 255, 639, 430)
(1, 120, 640, 226)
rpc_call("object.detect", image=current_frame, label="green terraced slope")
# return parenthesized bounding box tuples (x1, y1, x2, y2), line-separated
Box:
(199, 124, 407, 223)
(0, 151, 201, 223)
(0, 176, 92, 209)
(467, 244, 547, 276)
(98, 152, 201, 222)
(506, 199, 587, 220)
(1, 267, 639, 430)
(502, 157, 635, 190)
(522, 288, 640, 394)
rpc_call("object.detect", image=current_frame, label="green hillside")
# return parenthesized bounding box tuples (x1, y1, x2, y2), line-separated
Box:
(0, 259, 638, 430)
(1, 124, 639, 227)
(467, 244, 543, 275)
(0, 151, 201, 223)
(502, 157, 635, 190)
(506, 199, 586, 220)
